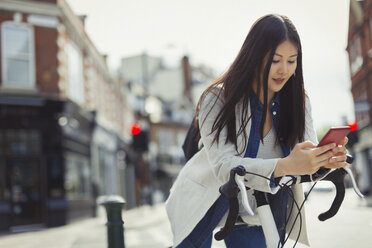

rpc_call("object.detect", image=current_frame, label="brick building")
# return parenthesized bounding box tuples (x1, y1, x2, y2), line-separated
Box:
(347, 0, 372, 195)
(0, 0, 133, 231)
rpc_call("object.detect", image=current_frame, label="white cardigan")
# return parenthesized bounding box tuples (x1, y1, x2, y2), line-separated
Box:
(166, 90, 318, 247)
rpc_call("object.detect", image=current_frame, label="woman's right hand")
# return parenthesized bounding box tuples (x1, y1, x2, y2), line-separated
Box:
(274, 141, 336, 177)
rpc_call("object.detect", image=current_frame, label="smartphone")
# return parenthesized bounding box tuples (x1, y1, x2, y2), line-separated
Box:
(317, 126, 351, 147)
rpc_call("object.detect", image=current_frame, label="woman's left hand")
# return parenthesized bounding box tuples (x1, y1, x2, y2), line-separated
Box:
(323, 137, 349, 168)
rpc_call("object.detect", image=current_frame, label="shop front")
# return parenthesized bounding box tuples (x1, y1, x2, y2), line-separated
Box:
(0, 95, 95, 232)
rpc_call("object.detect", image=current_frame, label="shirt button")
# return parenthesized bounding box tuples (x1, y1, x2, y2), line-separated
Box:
(272, 102, 275, 106)
(273, 111, 277, 115)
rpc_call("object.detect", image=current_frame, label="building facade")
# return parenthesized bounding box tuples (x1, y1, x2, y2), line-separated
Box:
(0, 0, 133, 231)
(119, 53, 215, 203)
(347, 0, 372, 195)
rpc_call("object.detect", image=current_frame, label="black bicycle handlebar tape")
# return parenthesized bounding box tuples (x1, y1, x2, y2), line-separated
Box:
(318, 168, 347, 221)
(215, 166, 246, 241)
(346, 154, 354, 164)
(214, 197, 239, 241)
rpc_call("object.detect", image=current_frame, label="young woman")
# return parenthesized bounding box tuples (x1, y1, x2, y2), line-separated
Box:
(166, 14, 348, 248)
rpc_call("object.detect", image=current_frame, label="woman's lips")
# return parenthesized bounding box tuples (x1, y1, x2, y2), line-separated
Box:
(273, 78, 285, 84)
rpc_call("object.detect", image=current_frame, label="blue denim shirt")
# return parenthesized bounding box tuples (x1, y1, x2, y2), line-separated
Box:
(244, 92, 289, 240)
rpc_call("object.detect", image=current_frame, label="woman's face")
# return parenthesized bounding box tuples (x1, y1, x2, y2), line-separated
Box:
(267, 40, 298, 96)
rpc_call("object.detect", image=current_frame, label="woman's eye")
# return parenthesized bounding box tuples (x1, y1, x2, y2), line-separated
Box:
(272, 60, 279, 63)
(288, 60, 296, 64)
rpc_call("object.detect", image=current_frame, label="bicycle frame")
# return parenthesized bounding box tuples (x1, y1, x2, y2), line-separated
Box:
(215, 155, 364, 248)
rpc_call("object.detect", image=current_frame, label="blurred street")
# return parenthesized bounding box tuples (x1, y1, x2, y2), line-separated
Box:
(0, 189, 371, 248)
(1, 1, 372, 247)
(0, 1, 372, 248)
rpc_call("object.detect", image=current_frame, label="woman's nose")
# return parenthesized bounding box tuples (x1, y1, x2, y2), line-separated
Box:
(279, 62, 288, 74)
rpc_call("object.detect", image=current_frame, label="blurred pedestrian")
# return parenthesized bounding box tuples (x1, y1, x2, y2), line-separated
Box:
(165, 14, 349, 248)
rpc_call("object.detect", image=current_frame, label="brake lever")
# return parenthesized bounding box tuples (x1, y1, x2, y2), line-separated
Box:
(215, 166, 246, 241)
(343, 166, 364, 198)
(343, 154, 363, 197)
(235, 174, 254, 216)
(219, 166, 245, 198)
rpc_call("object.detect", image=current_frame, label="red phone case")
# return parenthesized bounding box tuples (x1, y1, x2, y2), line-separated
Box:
(317, 126, 351, 147)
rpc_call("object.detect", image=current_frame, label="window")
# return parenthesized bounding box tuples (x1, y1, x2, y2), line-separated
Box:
(350, 36, 363, 75)
(64, 153, 90, 199)
(66, 41, 85, 104)
(0, 129, 41, 156)
(354, 84, 370, 126)
(1, 22, 35, 88)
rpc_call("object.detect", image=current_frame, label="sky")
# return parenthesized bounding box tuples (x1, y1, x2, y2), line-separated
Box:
(66, 0, 354, 131)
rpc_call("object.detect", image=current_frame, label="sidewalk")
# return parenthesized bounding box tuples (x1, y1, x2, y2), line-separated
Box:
(70, 203, 173, 248)
(0, 203, 172, 248)
(121, 203, 173, 248)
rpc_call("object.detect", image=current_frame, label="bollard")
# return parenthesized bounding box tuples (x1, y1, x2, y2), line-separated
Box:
(101, 195, 126, 248)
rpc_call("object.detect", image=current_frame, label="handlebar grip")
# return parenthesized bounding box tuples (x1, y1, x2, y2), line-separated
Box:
(318, 181, 345, 221)
(318, 168, 347, 221)
(215, 166, 246, 241)
(214, 198, 239, 241)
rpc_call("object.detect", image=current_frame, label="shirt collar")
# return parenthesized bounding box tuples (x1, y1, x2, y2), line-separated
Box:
(250, 91, 281, 111)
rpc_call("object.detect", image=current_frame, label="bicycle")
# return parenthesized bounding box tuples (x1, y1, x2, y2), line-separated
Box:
(215, 154, 364, 248)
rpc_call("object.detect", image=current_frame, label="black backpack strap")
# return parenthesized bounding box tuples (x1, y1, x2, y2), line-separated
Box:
(182, 116, 201, 161)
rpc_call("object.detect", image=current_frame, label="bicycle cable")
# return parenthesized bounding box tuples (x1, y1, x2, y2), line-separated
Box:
(240, 169, 320, 248)
(280, 178, 319, 248)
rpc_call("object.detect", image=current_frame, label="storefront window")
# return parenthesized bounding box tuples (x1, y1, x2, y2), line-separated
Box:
(2, 129, 40, 156)
(64, 153, 90, 199)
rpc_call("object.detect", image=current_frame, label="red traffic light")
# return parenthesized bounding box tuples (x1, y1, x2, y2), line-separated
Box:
(347, 121, 358, 132)
(130, 123, 141, 135)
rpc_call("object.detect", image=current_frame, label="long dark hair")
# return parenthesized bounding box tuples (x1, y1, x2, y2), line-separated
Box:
(196, 14, 306, 154)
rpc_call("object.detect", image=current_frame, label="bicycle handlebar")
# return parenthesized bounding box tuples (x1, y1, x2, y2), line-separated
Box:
(214, 166, 245, 241)
(316, 168, 347, 221)
(215, 154, 363, 241)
